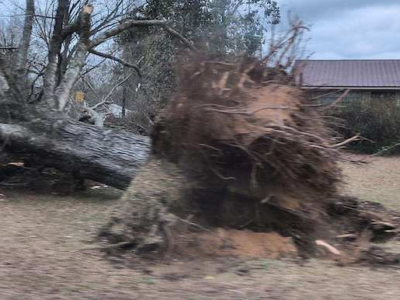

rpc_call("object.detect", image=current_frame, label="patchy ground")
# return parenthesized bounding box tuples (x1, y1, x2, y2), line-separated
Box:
(341, 155, 400, 211)
(1, 155, 400, 300)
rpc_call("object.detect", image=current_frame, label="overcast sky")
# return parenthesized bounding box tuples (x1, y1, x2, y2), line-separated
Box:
(278, 0, 400, 59)
(1, 0, 400, 59)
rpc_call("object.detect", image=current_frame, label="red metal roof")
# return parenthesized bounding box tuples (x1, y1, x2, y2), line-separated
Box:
(295, 60, 400, 89)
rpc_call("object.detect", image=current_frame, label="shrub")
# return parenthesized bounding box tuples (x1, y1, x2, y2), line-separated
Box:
(327, 96, 400, 154)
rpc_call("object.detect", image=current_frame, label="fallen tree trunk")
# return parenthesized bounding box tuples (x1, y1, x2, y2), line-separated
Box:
(0, 116, 150, 190)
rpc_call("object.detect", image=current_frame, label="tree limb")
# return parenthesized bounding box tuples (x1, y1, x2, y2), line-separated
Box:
(91, 72, 134, 111)
(89, 0, 135, 38)
(89, 49, 141, 77)
(61, 0, 85, 40)
(89, 19, 197, 51)
(161, 24, 197, 52)
(89, 19, 167, 49)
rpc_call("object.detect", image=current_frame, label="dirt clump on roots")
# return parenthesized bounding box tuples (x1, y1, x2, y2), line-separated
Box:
(176, 229, 298, 259)
(98, 56, 400, 264)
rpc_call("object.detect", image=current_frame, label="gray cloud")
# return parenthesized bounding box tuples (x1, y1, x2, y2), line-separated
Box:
(279, 0, 399, 21)
(277, 0, 400, 59)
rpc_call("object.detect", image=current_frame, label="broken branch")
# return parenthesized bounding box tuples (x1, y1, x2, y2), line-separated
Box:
(89, 49, 141, 77)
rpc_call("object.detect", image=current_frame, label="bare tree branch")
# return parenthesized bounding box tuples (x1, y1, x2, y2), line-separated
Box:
(262, 19, 308, 69)
(61, 0, 87, 40)
(228, 0, 245, 18)
(81, 57, 107, 76)
(88, 49, 141, 77)
(161, 25, 197, 52)
(61, 19, 80, 39)
(33, 14, 56, 20)
(91, 72, 134, 111)
(89, 0, 125, 37)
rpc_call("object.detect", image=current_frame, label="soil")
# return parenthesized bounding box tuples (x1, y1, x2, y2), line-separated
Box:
(1, 155, 400, 300)
(176, 229, 298, 258)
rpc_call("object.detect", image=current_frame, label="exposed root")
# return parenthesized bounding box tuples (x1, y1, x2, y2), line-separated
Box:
(99, 35, 399, 263)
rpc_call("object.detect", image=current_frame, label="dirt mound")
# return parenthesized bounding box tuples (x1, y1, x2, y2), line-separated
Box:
(99, 56, 400, 264)
(176, 229, 297, 259)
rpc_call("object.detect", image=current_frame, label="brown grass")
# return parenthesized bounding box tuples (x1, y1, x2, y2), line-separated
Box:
(341, 154, 400, 211)
(0, 156, 400, 299)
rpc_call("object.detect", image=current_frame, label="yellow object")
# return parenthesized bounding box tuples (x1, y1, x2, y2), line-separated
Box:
(75, 91, 85, 102)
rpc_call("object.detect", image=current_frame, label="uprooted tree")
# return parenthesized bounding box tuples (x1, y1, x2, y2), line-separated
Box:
(97, 25, 400, 262)
(98, 57, 400, 261)
(1, 1, 399, 262)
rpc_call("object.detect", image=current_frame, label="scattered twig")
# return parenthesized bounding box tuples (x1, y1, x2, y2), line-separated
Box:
(79, 241, 134, 251)
(315, 240, 341, 256)
(177, 217, 211, 232)
(371, 143, 400, 157)
(331, 135, 360, 148)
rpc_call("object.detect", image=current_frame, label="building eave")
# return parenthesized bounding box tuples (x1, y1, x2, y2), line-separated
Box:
(301, 86, 400, 91)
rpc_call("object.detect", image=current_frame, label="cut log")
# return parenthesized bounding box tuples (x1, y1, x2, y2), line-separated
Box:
(0, 118, 150, 190)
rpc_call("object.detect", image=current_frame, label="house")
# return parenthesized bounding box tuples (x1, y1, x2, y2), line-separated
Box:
(294, 60, 400, 105)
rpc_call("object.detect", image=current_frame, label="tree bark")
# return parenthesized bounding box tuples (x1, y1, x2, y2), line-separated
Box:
(15, 0, 35, 84)
(0, 116, 150, 190)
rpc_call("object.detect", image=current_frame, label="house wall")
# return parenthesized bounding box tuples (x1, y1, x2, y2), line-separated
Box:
(311, 90, 400, 107)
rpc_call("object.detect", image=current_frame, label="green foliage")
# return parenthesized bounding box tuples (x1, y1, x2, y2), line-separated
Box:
(122, 30, 177, 109)
(329, 97, 400, 154)
(132, 0, 280, 55)
(117, 0, 280, 132)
